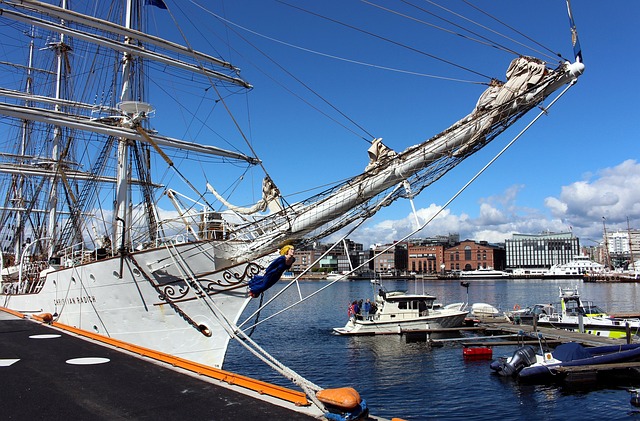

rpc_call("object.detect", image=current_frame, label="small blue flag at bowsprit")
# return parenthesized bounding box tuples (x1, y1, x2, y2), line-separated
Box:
(146, 0, 167, 9)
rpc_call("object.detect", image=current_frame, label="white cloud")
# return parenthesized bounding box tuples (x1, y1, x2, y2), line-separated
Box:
(545, 159, 640, 235)
(345, 160, 640, 246)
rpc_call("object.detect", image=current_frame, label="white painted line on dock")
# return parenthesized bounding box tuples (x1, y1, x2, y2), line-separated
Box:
(0, 359, 20, 366)
(66, 357, 110, 365)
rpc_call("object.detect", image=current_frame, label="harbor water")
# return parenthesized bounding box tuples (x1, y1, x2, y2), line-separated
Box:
(224, 278, 640, 421)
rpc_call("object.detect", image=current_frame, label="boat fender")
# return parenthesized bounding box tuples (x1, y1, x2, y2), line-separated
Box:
(316, 387, 361, 410)
(513, 304, 521, 311)
(34, 313, 54, 323)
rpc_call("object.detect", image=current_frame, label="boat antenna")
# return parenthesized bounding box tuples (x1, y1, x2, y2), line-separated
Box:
(460, 281, 470, 306)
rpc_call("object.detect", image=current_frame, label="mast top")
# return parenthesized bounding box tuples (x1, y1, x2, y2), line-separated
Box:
(118, 101, 155, 117)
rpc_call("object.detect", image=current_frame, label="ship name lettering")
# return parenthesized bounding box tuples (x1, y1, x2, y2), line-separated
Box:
(53, 295, 97, 306)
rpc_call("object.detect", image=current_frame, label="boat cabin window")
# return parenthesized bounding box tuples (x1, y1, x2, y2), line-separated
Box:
(397, 300, 428, 311)
(418, 300, 427, 313)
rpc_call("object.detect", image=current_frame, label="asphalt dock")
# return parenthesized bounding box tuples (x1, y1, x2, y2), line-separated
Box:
(0, 310, 330, 420)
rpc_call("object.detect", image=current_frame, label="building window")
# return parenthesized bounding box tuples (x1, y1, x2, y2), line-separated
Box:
(464, 246, 472, 260)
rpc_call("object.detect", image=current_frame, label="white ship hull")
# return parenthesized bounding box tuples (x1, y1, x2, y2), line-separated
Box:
(1, 241, 258, 368)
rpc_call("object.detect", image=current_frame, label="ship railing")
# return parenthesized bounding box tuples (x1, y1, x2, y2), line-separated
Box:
(0, 237, 52, 295)
(154, 209, 241, 244)
(58, 242, 90, 267)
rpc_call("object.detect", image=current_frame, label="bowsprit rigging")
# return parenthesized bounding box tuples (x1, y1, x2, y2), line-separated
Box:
(0, 0, 584, 418)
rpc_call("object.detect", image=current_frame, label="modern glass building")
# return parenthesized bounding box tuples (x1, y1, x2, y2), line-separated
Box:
(505, 232, 579, 269)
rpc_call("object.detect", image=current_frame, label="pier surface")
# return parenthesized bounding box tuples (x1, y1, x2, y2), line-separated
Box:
(482, 321, 636, 347)
(0, 311, 321, 420)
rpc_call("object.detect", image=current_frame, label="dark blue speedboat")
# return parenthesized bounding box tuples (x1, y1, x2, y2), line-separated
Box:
(490, 341, 640, 382)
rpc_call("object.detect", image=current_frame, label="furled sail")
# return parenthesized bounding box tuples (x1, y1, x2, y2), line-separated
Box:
(224, 56, 584, 263)
(207, 177, 283, 215)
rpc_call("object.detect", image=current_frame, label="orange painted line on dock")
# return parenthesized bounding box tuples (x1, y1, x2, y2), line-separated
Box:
(2, 307, 310, 407)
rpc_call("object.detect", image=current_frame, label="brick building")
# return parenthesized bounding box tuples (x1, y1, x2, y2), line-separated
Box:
(444, 240, 505, 271)
(407, 243, 445, 274)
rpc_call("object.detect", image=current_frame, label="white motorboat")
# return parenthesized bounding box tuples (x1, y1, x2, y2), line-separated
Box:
(459, 268, 510, 279)
(468, 302, 510, 322)
(536, 287, 640, 339)
(333, 290, 468, 335)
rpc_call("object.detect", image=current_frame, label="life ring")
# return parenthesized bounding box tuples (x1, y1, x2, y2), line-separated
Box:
(513, 304, 521, 311)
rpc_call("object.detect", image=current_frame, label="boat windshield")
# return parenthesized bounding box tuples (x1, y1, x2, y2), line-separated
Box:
(531, 304, 553, 315)
(583, 302, 607, 314)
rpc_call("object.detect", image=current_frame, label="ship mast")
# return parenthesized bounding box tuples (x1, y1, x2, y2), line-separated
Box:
(628, 216, 636, 270)
(13, 33, 36, 263)
(46, 0, 70, 257)
(602, 216, 611, 269)
(114, 0, 136, 252)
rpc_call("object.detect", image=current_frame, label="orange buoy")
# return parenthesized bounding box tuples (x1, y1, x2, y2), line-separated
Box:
(35, 313, 54, 323)
(463, 347, 493, 360)
(316, 387, 361, 410)
(513, 304, 521, 311)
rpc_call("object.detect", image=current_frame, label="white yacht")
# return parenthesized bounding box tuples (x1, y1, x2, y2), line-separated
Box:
(544, 255, 605, 278)
(459, 267, 510, 279)
(333, 290, 468, 335)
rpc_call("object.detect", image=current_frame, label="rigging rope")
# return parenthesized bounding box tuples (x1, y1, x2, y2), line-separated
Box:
(156, 239, 326, 408)
(150, 2, 281, 209)
(197, 17, 378, 144)
(410, 0, 560, 63)
(461, 0, 569, 63)
(238, 80, 578, 333)
(237, 209, 375, 331)
(278, 0, 492, 80)
(193, 0, 490, 147)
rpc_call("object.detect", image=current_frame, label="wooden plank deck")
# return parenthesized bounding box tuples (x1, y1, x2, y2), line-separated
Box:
(460, 340, 563, 347)
(555, 361, 640, 373)
(481, 321, 633, 347)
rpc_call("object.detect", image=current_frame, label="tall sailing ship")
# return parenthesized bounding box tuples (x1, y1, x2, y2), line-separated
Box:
(0, 0, 584, 414)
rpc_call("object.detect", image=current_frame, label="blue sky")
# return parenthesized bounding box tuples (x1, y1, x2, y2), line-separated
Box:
(2, 1, 638, 249)
(165, 0, 637, 248)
